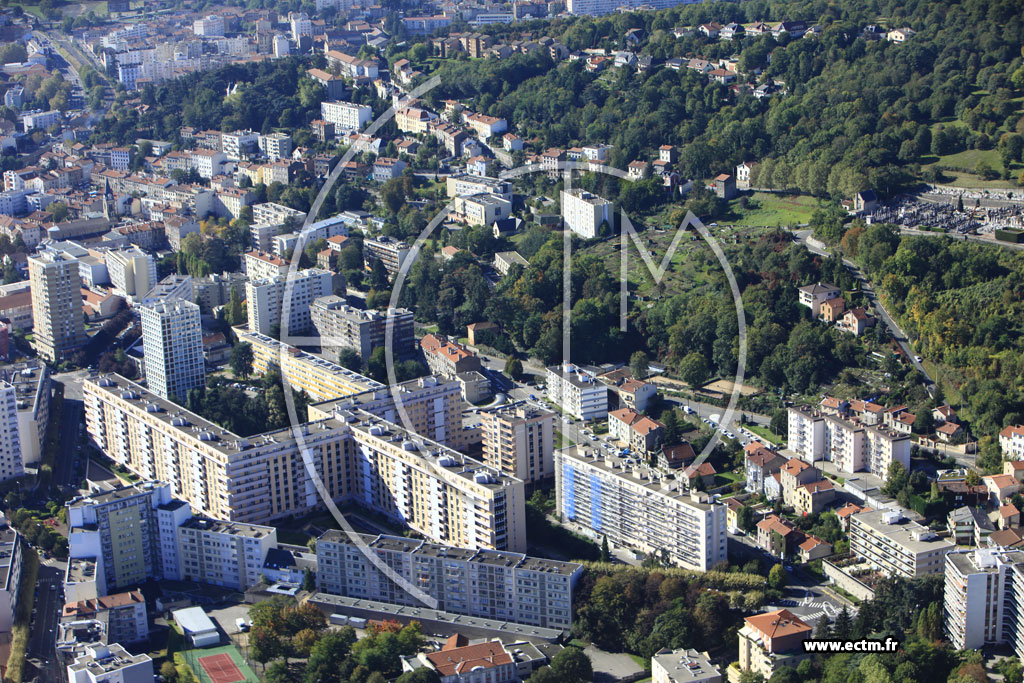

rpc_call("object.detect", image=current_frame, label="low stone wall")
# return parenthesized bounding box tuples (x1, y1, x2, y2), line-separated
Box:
(823, 559, 876, 602)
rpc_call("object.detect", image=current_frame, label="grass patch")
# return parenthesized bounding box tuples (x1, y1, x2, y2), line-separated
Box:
(831, 585, 863, 605)
(747, 424, 784, 445)
(725, 192, 821, 227)
(555, 430, 575, 449)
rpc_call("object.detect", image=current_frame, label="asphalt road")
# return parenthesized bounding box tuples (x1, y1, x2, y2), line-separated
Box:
(792, 229, 936, 395)
(728, 535, 857, 623)
(27, 562, 64, 683)
(55, 398, 84, 489)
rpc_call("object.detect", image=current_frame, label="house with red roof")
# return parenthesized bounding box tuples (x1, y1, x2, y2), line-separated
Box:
(738, 609, 813, 680)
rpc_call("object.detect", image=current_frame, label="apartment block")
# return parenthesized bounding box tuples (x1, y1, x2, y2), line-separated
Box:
(61, 590, 148, 645)
(555, 445, 727, 570)
(320, 101, 372, 131)
(140, 299, 204, 401)
(788, 404, 910, 480)
(545, 363, 608, 420)
(737, 609, 813, 681)
(445, 173, 513, 202)
(561, 188, 613, 239)
(652, 648, 720, 683)
(66, 643, 153, 683)
(104, 247, 156, 302)
(176, 517, 275, 590)
(28, 247, 87, 362)
(308, 374, 464, 450)
(452, 193, 512, 226)
(421, 334, 480, 378)
(363, 236, 410, 277)
(238, 329, 382, 402)
(221, 130, 259, 161)
(310, 295, 415, 361)
(849, 508, 954, 579)
(84, 376, 524, 550)
(245, 268, 333, 336)
(0, 362, 49, 470)
(316, 531, 580, 629)
(0, 382, 23, 482)
(943, 549, 1024, 652)
(0, 526, 24, 634)
(243, 250, 289, 281)
(480, 404, 556, 484)
(65, 483, 190, 600)
(258, 132, 293, 161)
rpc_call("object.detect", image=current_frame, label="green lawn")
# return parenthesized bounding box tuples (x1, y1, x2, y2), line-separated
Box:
(725, 192, 821, 227)
(747, 424, 785, 445)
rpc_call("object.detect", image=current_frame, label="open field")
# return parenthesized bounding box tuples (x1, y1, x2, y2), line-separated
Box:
(702, 379, 761, 396)
(724, 192, 820, 227)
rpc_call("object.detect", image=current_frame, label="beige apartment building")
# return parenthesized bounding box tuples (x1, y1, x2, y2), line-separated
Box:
(307, 374, 466, 451)
(788, 405, 910, 480)
(83, 374, 526, 552)
(28, 247, 87, 362)
(849, 508, 954, 579)
(736, 609, 813, 681)
(316, 531, 580, 630)
(480, 404, 556, 483)
(238, 329, 382, 402)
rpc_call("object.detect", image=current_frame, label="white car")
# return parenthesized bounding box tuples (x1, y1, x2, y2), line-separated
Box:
(914, 355, 923, 363)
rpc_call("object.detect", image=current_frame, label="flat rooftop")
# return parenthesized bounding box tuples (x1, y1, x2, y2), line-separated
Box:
(238, 329, 384, 390)
(558, 445, 716, 511)
(334, 408, 514, 490)
(84, 373, 256, 456)
(308, 375, 456, 415)
(318, 531, 579, 576)
(179, 516, 274, 539)
(67, 481, 165, 509)
(652, 648, 720, 683)
(0, 526, 17, 590)
(852, 509, 956, 553)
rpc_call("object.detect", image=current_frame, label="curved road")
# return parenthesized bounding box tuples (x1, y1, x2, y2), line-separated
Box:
(792, 229, 936, 396)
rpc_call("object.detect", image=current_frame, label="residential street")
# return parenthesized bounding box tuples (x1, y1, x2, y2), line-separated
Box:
(792, 229, 936, 394)
(26, 561, 64, 683)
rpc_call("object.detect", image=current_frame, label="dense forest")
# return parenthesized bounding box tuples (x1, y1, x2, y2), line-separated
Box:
(424, 0, 1024, 195)
(838, 226, 1024, 440)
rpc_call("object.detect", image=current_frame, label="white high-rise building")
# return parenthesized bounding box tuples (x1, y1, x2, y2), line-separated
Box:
(561, 188, 613, 239)
(28, 247, 87, 362)
(555, 445, 727, 571)
(140, 300, 204, 401)
(944, 548, 1024, 657)
(0, 382, 23, 482)
(320, 101, 372, 131)
(245, 268, 333, 337)
(105, 247, 157, 302)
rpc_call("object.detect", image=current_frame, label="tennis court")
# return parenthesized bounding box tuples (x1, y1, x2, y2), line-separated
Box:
(199, 653, 244, 683)
(180, 644, 258, 683)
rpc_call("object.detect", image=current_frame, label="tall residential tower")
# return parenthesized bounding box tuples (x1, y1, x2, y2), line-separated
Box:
(140, 300, 204, 400)
(28, 247, 87, 362)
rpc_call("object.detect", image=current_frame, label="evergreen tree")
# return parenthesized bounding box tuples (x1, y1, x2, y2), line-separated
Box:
(833, 606, 853, 639)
